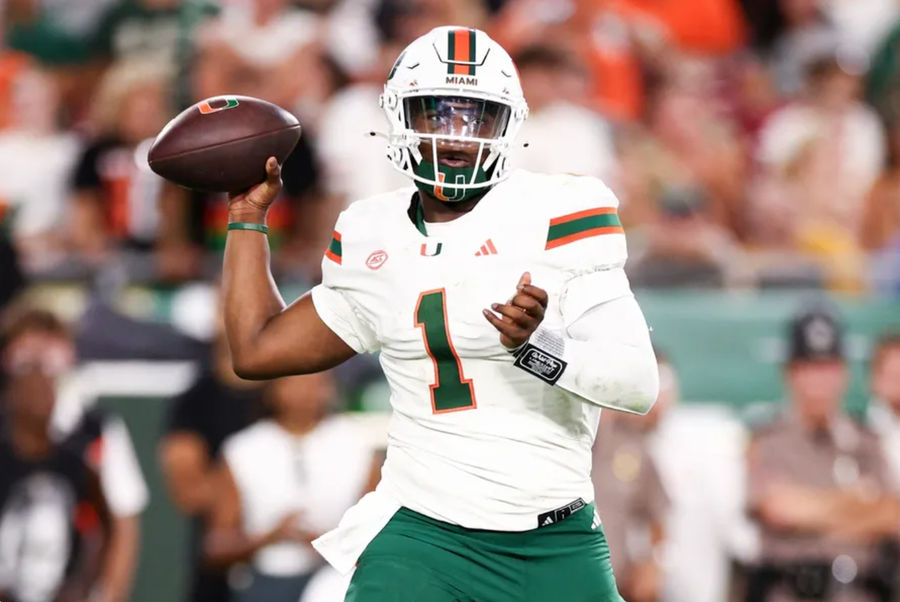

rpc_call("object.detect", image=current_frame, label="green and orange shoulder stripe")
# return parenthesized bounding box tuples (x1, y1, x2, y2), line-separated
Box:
(545, 206, 623, 250)
(325, 230, 342, 264)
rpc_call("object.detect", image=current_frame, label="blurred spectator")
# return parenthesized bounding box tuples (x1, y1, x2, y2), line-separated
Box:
(823, 0, 899, 61)
(510, 43, 618, 185)
(0, 236, 25, 312)
(646, 353, 758, 602)
(867, 333, 900, 490)
(19, 307, 152, 602)
(866, 21, 900, 127)
(206, 372, 380, 602)
(751, 51, 885, 290)
(52, 400, 149, 602)
(4, 0, 114, 122)
(592, 388, 669, 602)
(860, 119, 900, 294)
(860, 119, 900, 254)
(93, 0, 219, 108)
(745, 307, 900, 602)
(0, 308, 112, 602)
(626, 186, 738, 288)
(4, 0, 113, 66)
(69, 57, 201, 281)
(0, 61, 79, 272)
(192, 0, 324, 116)
(494, 0, 745, 121)
(160, 326, 264, 602)
(764, 0, 839, 97)
(630, 57, 747, 229)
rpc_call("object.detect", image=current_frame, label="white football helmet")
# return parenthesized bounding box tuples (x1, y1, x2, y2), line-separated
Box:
(378, 26, 528, 202)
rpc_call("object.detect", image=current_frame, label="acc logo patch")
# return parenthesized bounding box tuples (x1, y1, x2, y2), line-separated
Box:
(366, 250, 388, 270)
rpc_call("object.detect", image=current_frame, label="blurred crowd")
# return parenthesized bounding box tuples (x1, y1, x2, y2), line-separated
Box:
(2, 0, 900, 304)
(4, 298, 900, 602)
(4, 1, 900, 602)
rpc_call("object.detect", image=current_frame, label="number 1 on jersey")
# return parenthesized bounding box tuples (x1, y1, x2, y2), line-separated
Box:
(415, 289, 477, 413)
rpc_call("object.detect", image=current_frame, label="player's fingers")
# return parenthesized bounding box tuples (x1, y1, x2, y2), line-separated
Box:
(491, 303, 535, 329)
(244, 157, 283, 207)
(483, 308, 525, 333)
(265, 156, 281, 181)
(520, 284, 548, 307)
(483, 310, 530, 345)
(483, 308, 506, 331)
(516, 272, 531, 290)
(510, 293, 544, 319)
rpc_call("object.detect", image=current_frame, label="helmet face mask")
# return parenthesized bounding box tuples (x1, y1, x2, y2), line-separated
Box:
(379, 27, 528, 203)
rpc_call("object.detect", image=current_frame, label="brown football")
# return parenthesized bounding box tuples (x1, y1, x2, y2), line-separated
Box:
(148, 95, 301, 193)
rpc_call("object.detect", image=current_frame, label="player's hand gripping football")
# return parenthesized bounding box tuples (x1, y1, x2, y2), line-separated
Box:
(483, 272, 548, 351)
(227, 156, 282, 220)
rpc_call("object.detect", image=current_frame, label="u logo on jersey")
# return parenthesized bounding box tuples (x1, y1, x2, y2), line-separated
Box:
(198, 97, 240, 114)
(433, 172, 466, 202)
(420, 242, 443, 256)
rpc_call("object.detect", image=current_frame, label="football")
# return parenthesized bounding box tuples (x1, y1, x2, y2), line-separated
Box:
(148, 95, 301, 193)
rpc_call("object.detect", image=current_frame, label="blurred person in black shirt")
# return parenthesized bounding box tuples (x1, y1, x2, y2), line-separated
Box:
(160, 325, 264, 602)
(69, 56, 202, 282)
(0, 236, 25, 312)
(0, 308, 112, 602)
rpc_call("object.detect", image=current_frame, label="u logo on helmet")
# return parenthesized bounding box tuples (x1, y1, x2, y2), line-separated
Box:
(198, 98, 240, 115)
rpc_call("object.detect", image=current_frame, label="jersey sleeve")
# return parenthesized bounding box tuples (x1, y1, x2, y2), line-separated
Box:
(99, 416, 149, 517)
(540, 175, 627, 276)
(310, 211, 380, 354)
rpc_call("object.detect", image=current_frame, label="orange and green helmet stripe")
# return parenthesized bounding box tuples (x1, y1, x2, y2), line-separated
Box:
(545, 208, 623, 249)
(447, 28, 476, 75)
(325, 230, 342, 264)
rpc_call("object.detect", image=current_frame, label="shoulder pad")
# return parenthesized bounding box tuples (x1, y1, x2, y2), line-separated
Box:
(321, 189, 411, 273)
(524, 173, 626, 272)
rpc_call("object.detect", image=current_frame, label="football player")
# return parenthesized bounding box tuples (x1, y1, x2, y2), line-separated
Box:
(222, 26, 658, 602)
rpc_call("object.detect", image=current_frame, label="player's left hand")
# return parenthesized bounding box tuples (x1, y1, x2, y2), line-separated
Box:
(483, 272, 547, 350)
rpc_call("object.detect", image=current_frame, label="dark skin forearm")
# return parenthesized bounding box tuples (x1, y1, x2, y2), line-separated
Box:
(205, 525, 283, 568)
(59, 469, 112, 602)
(159, 434, 218, 515)
(223, 158, 355, 379)
(97, 515, 140, 602)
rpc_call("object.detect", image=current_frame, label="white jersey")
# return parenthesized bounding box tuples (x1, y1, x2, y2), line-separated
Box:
(311, 169, 628, 532)
(223, 417, 373, 576)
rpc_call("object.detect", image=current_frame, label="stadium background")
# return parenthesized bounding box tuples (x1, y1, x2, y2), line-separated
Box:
(4, 0, 900, 601)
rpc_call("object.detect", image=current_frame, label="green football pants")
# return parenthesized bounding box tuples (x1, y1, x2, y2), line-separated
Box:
(345, 503, 624, 602)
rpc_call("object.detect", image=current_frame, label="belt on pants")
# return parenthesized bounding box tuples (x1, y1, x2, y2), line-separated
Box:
(536, 498, 586, 529)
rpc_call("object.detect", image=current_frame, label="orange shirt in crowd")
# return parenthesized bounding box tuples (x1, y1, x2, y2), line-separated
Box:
(586, 0, 746, 120)
(0, 52, 30, 130)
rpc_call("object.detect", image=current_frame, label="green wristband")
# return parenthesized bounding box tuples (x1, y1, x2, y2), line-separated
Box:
(227, 222, 269, 234)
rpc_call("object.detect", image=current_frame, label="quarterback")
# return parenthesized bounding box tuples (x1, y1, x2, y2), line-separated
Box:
(223, 26, 658, 602)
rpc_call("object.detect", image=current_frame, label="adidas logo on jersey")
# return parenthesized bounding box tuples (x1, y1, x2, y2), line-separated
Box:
(541, 516, 555, 527)
(474, 239, 498, 256)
